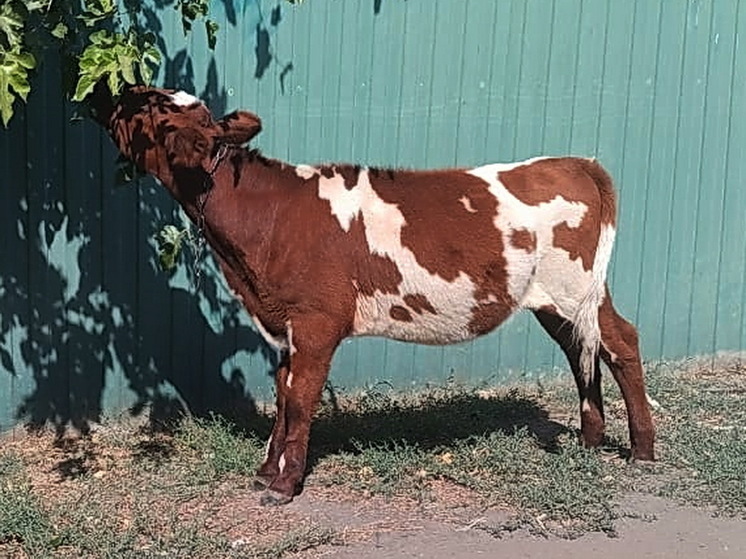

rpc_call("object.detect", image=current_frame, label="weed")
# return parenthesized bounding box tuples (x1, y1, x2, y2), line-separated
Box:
(174, 414, 265, 479)
(0, 452, 55, 555)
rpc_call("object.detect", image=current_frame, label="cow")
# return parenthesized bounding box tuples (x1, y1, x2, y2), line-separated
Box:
(92, 86, 655, 505)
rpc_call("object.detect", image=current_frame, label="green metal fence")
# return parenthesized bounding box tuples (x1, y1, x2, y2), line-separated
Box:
(1, 0, 745, 434)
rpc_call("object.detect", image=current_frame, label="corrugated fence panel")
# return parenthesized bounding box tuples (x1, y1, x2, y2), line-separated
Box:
(1, 0, 745, 433)
(717, 0, 746, 354)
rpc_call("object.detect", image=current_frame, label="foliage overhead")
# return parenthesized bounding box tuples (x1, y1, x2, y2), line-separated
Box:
(0, 0, 303, 127)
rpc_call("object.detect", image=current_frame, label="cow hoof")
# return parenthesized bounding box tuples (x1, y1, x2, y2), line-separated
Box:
(631, 449, 655, 462)
(260, 490, 293, 507)
(252, 475, 273, 491)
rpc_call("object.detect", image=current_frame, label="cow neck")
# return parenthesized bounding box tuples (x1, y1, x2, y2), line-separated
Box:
(191, 142, 232, 290)
(197, 142, 231, 233)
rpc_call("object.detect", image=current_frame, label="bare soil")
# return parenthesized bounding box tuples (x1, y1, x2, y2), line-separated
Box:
(287, 486, 745, 558)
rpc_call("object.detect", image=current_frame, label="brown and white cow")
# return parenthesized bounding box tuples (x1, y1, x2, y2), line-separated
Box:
(93, 86, 655, 505)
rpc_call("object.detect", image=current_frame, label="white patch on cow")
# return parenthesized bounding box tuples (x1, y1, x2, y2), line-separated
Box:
(468, 160, 616, 387)
(251, 315, 288, 351)
(581, 399, 591, 412)
(286, 372, 294, 389)
(295, 165, 319, 180)
(459, 195, 478, 213)
(278, 453, 286, 474)
(170, 91, 201, 106)
(318, 169, 481, 344)
(317, 170, 364, 232)
(263, 435, 273, 462)
(468, 162, 591, 317)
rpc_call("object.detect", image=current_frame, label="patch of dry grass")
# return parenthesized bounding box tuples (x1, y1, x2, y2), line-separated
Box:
(1, 357, 744, 556)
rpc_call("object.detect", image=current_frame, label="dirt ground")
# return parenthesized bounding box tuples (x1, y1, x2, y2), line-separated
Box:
(288, 487, 744, 559)
(2, 357, 745, 558)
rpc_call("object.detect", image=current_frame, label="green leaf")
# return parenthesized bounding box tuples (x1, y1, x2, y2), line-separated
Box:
(106, 69, 120, 97)
(139, 60, 153, 86)
(79, 0, 117, 26)
(50, 22, 68, 39)
(157, 225, 189, 272)
(119, 53, 136, 85)
(0, 3, 25, 47)
(0, 46, 35, 126)
(206, 19, 218, 50)
(72, 72, 96, 102)
(7, 50, 35, 70)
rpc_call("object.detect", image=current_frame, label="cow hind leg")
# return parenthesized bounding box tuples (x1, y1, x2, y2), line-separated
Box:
(598, 288, 655, 460)
(533, 308, 606, 449)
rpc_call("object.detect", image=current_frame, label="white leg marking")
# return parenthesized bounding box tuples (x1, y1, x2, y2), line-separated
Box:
(286, 372, 293, 389)
(286, 320, 297, 356)
(251, 315, 288, 351)
(278, 453, 286, 474)
(263, 435, 273, 462)
(646, 393, 662, 410)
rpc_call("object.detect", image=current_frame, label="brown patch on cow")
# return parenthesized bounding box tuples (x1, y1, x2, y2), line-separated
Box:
(552, 220, 595, 271)
(510, 229, 537, 253)
(468, 301, 513, 337)
(499, 158, 618, 272)
(389, 305, 413, 322)
(317, 164, 363, 189)
(369, 169, 514, 318)
(336, 165, 362, 189)
(403, 293, 436, 315)
(319, 166, 335, 179)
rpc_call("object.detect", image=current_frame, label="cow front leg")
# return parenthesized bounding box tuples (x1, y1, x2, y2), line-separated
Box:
(253, 355, 290, 490)
(260, 319, 339, 506)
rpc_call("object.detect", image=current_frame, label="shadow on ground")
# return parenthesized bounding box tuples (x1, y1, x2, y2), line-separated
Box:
(305, 389, 571, 467)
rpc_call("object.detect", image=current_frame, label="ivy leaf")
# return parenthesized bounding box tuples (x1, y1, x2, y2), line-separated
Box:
(73, 29, 158, 101)
(157, 225, 189, 272)
(79, 0, 117, 27)
(205, 19, 218, 50)
(118, 52, 136, 85)
(139, 46, 160, 86)
(72, 72, 96, 102)
(0, 47, 37, 127)
(0, 3, 25, 47)
(50, 22, 68, 39)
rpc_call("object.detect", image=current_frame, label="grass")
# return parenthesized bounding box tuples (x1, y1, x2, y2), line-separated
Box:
(646, 360, 746, 513)
(0, 358, 744, 557)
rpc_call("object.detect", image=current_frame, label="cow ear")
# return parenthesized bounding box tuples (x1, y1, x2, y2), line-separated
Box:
(217, 110, 262, 144)
(165, 127, 211, 168)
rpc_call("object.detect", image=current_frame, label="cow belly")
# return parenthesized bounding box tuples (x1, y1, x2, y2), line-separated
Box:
(351, 272, 514, 345)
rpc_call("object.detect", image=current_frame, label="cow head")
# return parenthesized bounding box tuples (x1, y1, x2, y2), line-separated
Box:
(94, 85, 262, 184)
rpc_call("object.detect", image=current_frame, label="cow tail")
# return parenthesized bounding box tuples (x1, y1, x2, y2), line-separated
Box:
(573, 159, 617, 385)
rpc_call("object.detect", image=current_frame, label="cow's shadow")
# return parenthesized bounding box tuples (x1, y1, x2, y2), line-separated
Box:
(303, 387, 572, 468)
